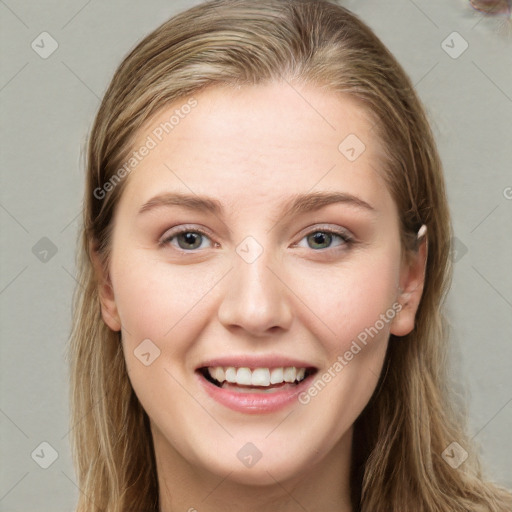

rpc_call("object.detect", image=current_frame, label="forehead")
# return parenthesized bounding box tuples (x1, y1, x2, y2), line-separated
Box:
(118, 82, 394, 217)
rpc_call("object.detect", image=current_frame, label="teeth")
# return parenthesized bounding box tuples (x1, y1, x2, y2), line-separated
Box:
(225, 367, 237, 383)
(270, 367, 283, 384)
(206, 366, 308, 387)
(251, 368, 270, 386)
(236, 367, 252, 385)
(212, 366, 225, 383)
(283, 367, 297, 383)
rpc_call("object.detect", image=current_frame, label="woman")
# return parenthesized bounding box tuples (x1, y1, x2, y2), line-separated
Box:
(68, 0, 512, 510)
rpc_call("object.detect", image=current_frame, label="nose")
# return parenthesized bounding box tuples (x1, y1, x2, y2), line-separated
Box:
(217, 249, 293, 336)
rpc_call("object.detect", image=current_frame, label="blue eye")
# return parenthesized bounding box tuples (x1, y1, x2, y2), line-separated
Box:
(161, 230, 213, 251)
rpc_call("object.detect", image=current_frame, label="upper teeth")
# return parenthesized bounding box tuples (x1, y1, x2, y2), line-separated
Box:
(207, 366, 307, 387)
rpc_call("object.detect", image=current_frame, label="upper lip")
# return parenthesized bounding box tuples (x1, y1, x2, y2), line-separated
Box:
(197, 355, 317, 370)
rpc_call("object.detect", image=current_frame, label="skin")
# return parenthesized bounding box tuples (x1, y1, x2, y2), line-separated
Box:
(93, 82, 427, 511)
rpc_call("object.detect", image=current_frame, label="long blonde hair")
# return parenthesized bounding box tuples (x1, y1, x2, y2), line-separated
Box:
(68, 1, 512, 510)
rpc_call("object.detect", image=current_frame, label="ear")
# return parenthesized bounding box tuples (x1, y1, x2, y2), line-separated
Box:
(390, 233, 428, 337)
(90, 242, 121, 332)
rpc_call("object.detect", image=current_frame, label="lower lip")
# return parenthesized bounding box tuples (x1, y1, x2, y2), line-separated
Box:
(197, 372, 314, 414)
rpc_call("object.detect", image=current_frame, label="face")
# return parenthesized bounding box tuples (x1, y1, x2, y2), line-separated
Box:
(96, 82, 425, 487)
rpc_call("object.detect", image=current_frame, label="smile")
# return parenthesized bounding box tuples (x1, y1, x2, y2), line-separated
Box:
(202, 366, 312, 389)
(196, 361, 318, 414)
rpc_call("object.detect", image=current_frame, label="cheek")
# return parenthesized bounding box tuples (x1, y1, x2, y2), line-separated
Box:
(296, 252, 401, 354)
(272, 255, 400, 462)
(293, 256, 400, 439)
(110, 249, 227, 346)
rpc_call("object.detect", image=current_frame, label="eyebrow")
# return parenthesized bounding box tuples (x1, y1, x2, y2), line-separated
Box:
(137, 191, 376, 217)
(138, 192, 222, 216)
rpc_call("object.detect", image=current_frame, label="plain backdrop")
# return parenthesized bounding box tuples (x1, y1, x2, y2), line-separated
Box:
(1, 1, 511, 510)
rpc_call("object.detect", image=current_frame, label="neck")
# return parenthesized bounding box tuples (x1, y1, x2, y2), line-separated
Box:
(153, 425, 354, 512)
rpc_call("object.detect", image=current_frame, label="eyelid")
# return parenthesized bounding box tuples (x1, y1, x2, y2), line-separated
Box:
(292, 224, 354, 246)
(158, 224, 216, 246)
(158, 223, 355, 251)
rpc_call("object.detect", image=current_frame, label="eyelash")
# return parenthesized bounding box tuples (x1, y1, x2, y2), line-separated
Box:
(294, 228, 354, 251)
(159, 225, 354, 254)
(159, 226, 216, 251)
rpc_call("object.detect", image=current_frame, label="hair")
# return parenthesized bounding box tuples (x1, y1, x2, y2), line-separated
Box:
(68, 1, 512, 510)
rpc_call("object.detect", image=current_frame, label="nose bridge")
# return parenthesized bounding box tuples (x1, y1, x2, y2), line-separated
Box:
(217, 240, 293, 335)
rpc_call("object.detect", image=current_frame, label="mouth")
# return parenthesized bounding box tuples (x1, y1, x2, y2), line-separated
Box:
(198, 365, 317, 393)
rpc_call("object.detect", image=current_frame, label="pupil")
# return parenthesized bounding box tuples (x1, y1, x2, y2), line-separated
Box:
(179, 232, 201, 249)
(309, 232, 331, 249)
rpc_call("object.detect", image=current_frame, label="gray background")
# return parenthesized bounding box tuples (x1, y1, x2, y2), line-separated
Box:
(1, 0, 511, 510)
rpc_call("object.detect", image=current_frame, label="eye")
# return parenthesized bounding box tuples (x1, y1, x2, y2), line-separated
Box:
(295, 228, 352, 251)
(160, 227, 214, 251)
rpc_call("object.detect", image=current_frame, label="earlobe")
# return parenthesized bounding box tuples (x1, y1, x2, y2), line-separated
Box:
(90, 243, 122, 332)
(390, 227, 428, 337)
